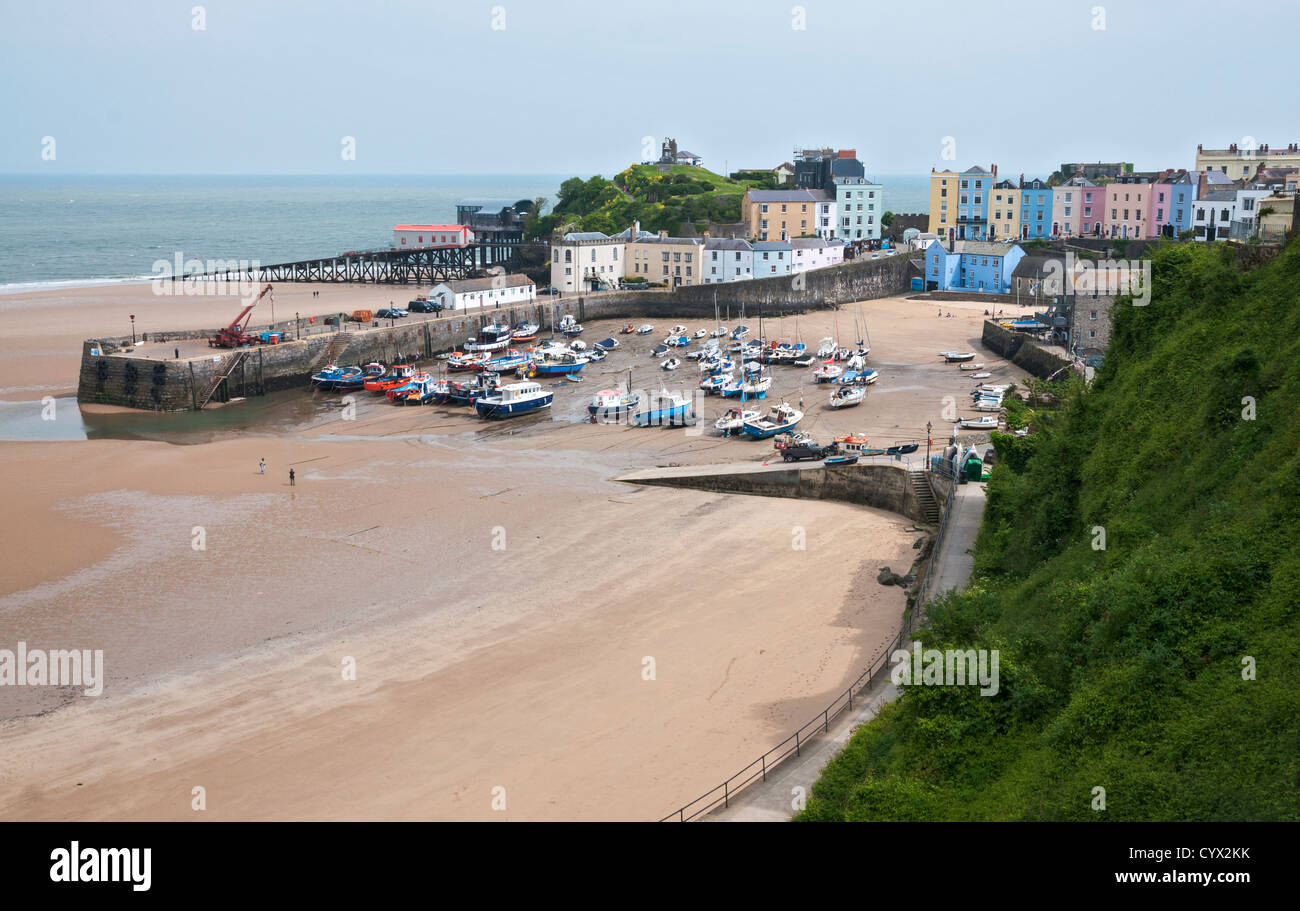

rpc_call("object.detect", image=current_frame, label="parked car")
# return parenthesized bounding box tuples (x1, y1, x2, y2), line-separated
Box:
(781, 441, 840, 462)
(407, 299, 443, 313)
(375, 308, 405, 319)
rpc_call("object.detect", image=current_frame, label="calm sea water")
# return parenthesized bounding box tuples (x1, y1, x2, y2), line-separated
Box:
(0, 173, 931, 291)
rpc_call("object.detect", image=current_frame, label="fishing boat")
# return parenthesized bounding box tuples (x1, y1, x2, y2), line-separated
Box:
(636, 324, 655, 335)
(528, 350, 587, 376)
(474, 380, 554, 418)
(364, 364, 416, 393)
(559, 314, 584, 337)
(660, 357, 681, 371)
(482, 350, 530, 373)
(588, 387, 640, 419)
(585, 347, 607, 362)
(959, 415, 1000, 430)
(446, 351, 490, 372)
(631, 390, 693, 427)
(958, 362, 985, 371)
(692, 328, 707, 339)
(387, 373, 436, 405)
(699, 373, 729, 394)
(512, 320, 540, 341)
(440, 372, 501, 405)
(311, 364, 359, 391)
(885, 442, 920, 455)
(834, 433, 873, 452)
(823, 454, 859, 466)
(742, 402, 802, 439)
(816, 337, 836, 358)
(828, 385, 865, 409)
(465, 323, 514, 353)
(334, 363, 386, 392)
(714, 407, 759, 434)
(944, 352, 977, 363)
(812, 362, 843, 383)
(594, 337, 619, 351)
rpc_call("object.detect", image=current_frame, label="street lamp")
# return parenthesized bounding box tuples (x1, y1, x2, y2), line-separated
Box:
(130, 314, 136, 345)
(296, 312, 300, 340)
(926, 421, 933, 467)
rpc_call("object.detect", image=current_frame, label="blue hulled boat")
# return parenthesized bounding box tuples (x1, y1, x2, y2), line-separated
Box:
(474, 381, 554, 418)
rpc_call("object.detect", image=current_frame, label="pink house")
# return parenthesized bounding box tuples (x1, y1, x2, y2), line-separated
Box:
(1105, 176, 1154, 239)
(1078, 184, 1106, 236)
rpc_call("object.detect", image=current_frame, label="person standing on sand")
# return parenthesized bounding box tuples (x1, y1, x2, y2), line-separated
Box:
(259, 458, 265, 475)
(289, 468, 295, 487)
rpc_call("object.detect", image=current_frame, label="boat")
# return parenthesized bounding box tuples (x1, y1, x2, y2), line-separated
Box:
(692, 329, 707, 339)
(836, 347, 852, 361)
(816, 337, 836, 358)
(636, 324, 655, 335)
(569, 340, 587, 352)
(792, 352, 816, 367)
(528, 351, 587, 376)
(843, 368, 879, 385)
(650, 343, 670, 358)
(482, 350, 530, 373)
(446, 351, 490, 372)
(823, 454, 860, 466)
(311, 364, 362, 391)
(812, 362, 843, 383)
(828, 386, 865, 409)
(959, 415, 1000, 430)
(742, 403, 802, 439)
(559, 314, 584, 337)
(944, 352, 977, 363)
(845, 353, 866, 372)
(974, 384, 1010, 395)
(699, 373, 729, 394)
(973, 400, 1003, 412)
(465, 323, 514, 353)
(714, 407, 759, 434)
(620, 324, 636, 334)
(669, 324, 687, 335)
(588, 387, 640, 419)
(595, 337, 619, 351)
(585, 347, 607, 362)
(665, 335, 690, 348)
(885, 442, 920, 455)
(710, 326, 729, 338)
(334, 362, 386, 392)
(364, 364, 416, 393)
(958, 362, 985, 371)
(731, 324, 750, 340)
(439, 372, 501, 405)
(834, 433, 873, 452)
(474, 380, 554, 418)
(631, 390, 693, 427)
(387, 373, 437, 405)
(970, 372, 992, 379)
(512, 321, 540, 341)
(660, 357, 681, 371)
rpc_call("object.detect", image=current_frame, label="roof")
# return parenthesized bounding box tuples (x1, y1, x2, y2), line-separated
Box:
(627, 235, 702, 246)
(752, 241, 792, 251)
(1199, 189, 1238, 202)
(703, 238, 753, 251)
(1203, 170, 1235, 185)
(393, 224, 467, 232)
(456, 198, 522, 210)
(442, 274, 534, 293)
(963, 165, 991, 175)
(829, 158, 864, 179)
(789, 237, 829, 249)
(560, 231, 613, 242)
(930, 240, 1020, 257)
(611, 227, 658, 241)
(1012, 254, 1065, 278)
(746, 189, 833, 203)
(674, 150, 700, 159)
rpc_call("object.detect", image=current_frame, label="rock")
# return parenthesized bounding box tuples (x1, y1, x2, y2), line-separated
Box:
(912, 538, 923, 549)
(877, 567, 894, 585)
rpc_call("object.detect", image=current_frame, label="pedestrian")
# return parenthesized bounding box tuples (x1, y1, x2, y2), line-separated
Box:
(175, 347, 180, 359)
(289, 468, 295, 487)
(259, 458, 265, 475)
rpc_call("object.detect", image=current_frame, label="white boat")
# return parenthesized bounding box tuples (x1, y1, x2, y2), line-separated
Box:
(585, 347, 607, 362)
(710, 326, 729, 338)
(464, 323, 514, 353)
(742, 403, 803, 439)
(715, 407, 759, 434)
(569, 340, 587, 351)
(692, 329, 707, 339)
(974, 384, 1010, 395)
(816, 337, 836, 358)
(846, 354, 866, 371)
(660, 357, 681, 371)
(636, 324, 655, 335)
(973, 400, 1003, 412)
(959, 415, 999, 430)
(700, 373, 730, 394)
(559, 314, 584, 337)
(812, 363, 843, 383)
(730, 324, 750, 340)
(473, 380, 554, 418)
(969, 372, 991, 379)
(742, 374, 772, 397)
(669, 325, 687, 334)
(512, 321, 540, 340)
(959, 362, 985, 371)
(828, 386, 865, 409)
(588, 387, 640, 419)
(944, 352, 977, 363)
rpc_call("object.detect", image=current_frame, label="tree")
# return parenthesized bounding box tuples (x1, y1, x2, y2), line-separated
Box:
(882, 211, 895, 228)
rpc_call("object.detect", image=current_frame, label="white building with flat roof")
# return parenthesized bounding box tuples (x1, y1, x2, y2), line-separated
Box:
(550, 232, 625, 293)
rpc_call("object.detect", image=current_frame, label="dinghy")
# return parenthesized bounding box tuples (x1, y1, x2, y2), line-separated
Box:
(693, 329, 708, 339)
(944, 352, 977, 363)
(700, 373, 729, 394)
(823, 454, 859, 466)
(828, 386, 865, 409)
(959, 415, 999, 430)
(970, 372, 991, 379)
(660, 357, 681, 371)
(958, 362, 985, 371)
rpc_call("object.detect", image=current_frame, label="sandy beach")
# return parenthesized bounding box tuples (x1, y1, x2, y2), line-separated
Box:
(0, 281, 1030, 821)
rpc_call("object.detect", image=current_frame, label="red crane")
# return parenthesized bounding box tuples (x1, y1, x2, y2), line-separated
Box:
(209, 284, 273, 348)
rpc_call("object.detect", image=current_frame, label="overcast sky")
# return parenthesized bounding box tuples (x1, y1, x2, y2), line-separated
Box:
(2, 0, 1297, 177)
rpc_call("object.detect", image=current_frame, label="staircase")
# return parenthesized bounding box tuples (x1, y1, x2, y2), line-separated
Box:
(908, 469, 942, 525)
(311, 331, 352, 372)
(197, 349, 249, 410)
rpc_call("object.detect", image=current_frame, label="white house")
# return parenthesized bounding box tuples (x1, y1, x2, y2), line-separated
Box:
(815, 198, 837, 240)
(392, 224, 474, 248)
(550, 232, 626, 293)
(789, 236, 844, 272)
(752, 241, 792, 276)
(429, 274, 534, 311)
(702, 237, 753, 283)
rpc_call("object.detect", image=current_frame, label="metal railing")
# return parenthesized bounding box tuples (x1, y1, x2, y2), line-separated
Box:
(659, 460, 960, 822)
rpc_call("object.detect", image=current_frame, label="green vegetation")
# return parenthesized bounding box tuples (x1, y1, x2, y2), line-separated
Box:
(524, 164, 768, 240)
(798, 240, 1300, 821)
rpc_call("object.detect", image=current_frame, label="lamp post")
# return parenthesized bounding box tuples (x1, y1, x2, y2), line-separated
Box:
(296, 312, 300, 340)
(926, 421, 933, 467)
(130, 314, 136, 345)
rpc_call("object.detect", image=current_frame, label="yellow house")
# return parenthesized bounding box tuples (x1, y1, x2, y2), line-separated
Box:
(1255, 193, 1295, 243)
(1195, 142, 1300, 181)
(928, 169, 960, 238)
(988, 180, 1019, 241)
(625, 231, 705, 287)
(742, 189, 830, 241)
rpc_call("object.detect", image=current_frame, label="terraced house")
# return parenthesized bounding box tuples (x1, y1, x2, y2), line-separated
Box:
(1018, 177, 1053, 239)
(741, 189, 832, 241)
(924, 239, 1026, 294)
(988, 179, 1020, 241)
(702, 237, 754, 283)
(624, 231, 704, 287)
(931, 165, 997, 241)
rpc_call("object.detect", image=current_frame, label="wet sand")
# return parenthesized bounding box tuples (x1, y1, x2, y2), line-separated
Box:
(0, 282, 1031, 821)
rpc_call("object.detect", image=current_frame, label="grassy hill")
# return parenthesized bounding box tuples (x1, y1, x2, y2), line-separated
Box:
(797, 239, 1300, 821)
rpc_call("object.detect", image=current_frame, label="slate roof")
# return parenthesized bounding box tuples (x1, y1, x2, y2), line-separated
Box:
(443, 274, 534, 293)
(746, 189, 833, 203)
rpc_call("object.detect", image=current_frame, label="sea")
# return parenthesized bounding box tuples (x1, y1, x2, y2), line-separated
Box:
(0, 173, 932, 292)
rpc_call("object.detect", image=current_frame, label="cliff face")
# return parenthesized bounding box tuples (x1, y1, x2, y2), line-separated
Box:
(800, 238, 1300, 821)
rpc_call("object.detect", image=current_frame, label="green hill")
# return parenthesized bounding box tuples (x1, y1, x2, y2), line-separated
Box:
(797, 239, 1300, 821)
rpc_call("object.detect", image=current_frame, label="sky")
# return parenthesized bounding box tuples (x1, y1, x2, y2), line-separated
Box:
(2, 0, 1298, 177)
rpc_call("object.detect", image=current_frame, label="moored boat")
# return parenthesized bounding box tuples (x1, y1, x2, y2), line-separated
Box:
(559, 314, 584, 337)
(512, 321, 540, 341)
(465, 323, 514, 353)
(812, 362, 843, 383)
(828, 385, 865, 409)
(631, 390, 693, 427)
(944, 352, 977, 363)
(742, 402, 802, 439)
(715, 407, 759, 434)
(958, 415, 1000, 430)
(528, 350, 587, 376)
(587, 387, 641, 419)
(474, 380, 554, 418)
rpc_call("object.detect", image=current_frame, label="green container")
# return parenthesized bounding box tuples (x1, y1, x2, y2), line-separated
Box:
(965, 456, 983, 481)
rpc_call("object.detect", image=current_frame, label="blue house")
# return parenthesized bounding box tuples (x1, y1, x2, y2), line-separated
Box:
(1019, 177, 1053, 239)
(924, 240, 1025, 294)
(752, 240, 792, 276)
(956, 165, 993, 240)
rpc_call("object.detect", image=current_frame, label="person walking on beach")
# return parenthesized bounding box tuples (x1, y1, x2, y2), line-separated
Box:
(175, 347, 180, 359)
(289, 468, 295, 487)
(259, 458, 265, 475)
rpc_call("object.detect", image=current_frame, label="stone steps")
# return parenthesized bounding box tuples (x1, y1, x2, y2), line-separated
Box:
(907, 469, 941, 525)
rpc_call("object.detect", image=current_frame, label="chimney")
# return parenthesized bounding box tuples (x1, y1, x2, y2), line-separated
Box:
(633, 219, 640, 236)
(991, 163, 998, 179)
(1197, 143, 1203, 151)
(838, 149, 856, 159)
(1019, 173, 1025, 188)
(659, 229, 668, 240)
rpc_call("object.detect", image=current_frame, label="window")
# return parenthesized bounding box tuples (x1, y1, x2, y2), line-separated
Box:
(613, 248, 618, 260)
(1090, 329, 1097, 339)
(590, 249, 596, 262)
(564, 249, 572, 262)
(761, 204, 768, 213)
(1090, 310, 1098, 320)
(712, 251, 718, 261)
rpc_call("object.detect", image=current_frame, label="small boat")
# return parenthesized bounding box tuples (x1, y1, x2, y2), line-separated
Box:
(387, 373, 435, 404)
(958, 362, 985, 371)
(474, 380, 554, 418)
(559, 314, 584, 337)
(588, 387, 640, 419)
(636, 324, 655, 335)
(834, 433, 873, 453)
(666, 335, 690, 348)
(693, 329, 708, 339)
(595, 337, 619, 351)
(812, 363, 843, 383)
(365, 364, 416, 393)
(512, 321, 540, 341)
(836, 347, 852, 361)
(650, 343, 671, 358)
(715, 407, 759, 434)
(569, 340, 587, 352)
(974, 384, 1010, 395)
(311, 364, 360, 391)
(742, 403, 803, 439)
(528, 351, 587, 376)
(846, 354, 866, 371)
(885, 442, 920, 455)
(447, 351, 490, 372)
(973, 400, 1003, 412)
(660, 357, 681, 371)
(465, 323, 514, 353)
(959, 415, 1000, 430)
(585, 347, 607, 362)
(828, 386, 865, 409)
(699, 373, 729, 394)
(564, 374, 584, 383)
(340, 363, 384, 392)
(823, 455, 859, 466)
(669, 324, 687, 334)
(710, 327, 729, 338)
(816, 337, 836, 358)
(944, 352, 977, 363)
(631, 390, 693, 427)
(483, 350, 530, 373)
(792, 353, 816, 367)
(731, 324, 750, 340)
(620, 324, 636, 334)
(970, 372, 992, 379)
